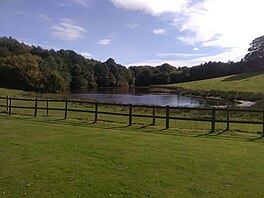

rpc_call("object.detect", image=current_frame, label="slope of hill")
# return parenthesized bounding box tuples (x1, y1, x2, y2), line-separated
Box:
(163, 72, 264, 102)
(166, 72, 264, 93)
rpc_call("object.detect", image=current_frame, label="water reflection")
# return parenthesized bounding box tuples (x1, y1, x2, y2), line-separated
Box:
(67, 87, 234, 107)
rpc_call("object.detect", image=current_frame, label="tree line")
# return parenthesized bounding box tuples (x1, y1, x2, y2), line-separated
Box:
(130, 35, 264, 86)
(0, 37, 134, 92)
(0, 35, 263, 92)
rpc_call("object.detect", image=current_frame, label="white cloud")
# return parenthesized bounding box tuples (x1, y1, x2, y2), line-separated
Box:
(193, 47, 199, 51)
(56, 2, 71, 7)
(15, 11, 31, 16)
(60, 18, 75, 24)
(157, 52, 206, 58)
(50, 19, 87, 41)
(175, 0, 264, 54)
(98, 39, 110, 45)
(57, 0, 91, 7)
(127, 22, 139, 29)
(188, 48, 244, 65)
(130, 48, 243, 67)
(112, 0, 264, 63)
(111, 0, 188, 16)
(71, 0, 91, 7)
(80, 52, 92, 58)
(153, 28, 166, 35)
(37, 14, 52, 22)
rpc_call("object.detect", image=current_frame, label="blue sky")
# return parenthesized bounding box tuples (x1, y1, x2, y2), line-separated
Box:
(1, 0, 264, 67)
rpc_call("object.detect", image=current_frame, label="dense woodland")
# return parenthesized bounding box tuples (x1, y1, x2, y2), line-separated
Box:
(0, 35, 263, 92)
(0, 37, 134, 92)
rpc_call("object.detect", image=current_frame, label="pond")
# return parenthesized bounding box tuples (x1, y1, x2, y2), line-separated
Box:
(66, 87, 236, 108)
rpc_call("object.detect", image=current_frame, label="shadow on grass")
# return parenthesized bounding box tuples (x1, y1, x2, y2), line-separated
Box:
(195, 131, 213, 137)
(214, 129, 229, 136)
(192, 128, 264, 143)
(138, 124, 154, 129)
(248, 134, 264, 142)
(1, 113, 263, 143)
(222, 72, 263, 82)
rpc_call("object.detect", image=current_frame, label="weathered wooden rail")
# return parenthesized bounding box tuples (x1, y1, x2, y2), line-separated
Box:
(0, 96, 263, 134)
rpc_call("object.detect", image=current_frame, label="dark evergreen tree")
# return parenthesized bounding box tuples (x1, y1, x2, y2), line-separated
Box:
(242, 35, 264, 72)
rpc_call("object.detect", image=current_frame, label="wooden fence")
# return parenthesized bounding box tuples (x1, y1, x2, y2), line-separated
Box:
(0, 96, 263, 134)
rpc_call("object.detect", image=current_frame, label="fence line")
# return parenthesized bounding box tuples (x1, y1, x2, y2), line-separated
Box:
(0, 96, 263, 134)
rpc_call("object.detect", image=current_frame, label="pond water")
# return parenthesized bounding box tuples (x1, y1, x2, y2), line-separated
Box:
(66, 87, 235, 108)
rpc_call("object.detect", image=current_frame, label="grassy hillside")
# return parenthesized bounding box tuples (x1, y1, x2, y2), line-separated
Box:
(165, 72, 264, 93)
(0, 115, 264, 197)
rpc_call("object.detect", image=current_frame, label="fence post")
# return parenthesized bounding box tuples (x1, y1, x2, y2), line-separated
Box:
(128, 104, 132, 126)
(8, 97, 12, 115)
(64, 99, 68, 119)
(262, 109, 264, 136)
(6, 96, 9, 112)
(46, 98, 49, 116)
(94, 102, 98, 122)
(210, 107, 216, 133)
(226, 106, 230, 131)
(152, 106, 156, 125)
(34, 98, 38, 117)
(166, 105, 170, 129)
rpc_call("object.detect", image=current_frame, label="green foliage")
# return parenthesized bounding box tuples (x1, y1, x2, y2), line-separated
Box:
(0, 37, 133, 92)
(0, 36, 31, 56)
(106, 58, 134, 87)
(0, 54, 42, 90)
(2, 35, 264, 92)
(243, 35, 264, 72)
(130, 61, 242, 86)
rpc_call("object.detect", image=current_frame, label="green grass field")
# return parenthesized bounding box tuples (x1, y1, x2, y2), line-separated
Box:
(0, 114, 264, 197)
(0, 86, 264, 197)
(165, 72, 264, 93)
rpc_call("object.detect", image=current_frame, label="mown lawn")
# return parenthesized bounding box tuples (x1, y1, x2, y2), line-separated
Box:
(0, 114, 264, 197)
(165, 72, 264, 94)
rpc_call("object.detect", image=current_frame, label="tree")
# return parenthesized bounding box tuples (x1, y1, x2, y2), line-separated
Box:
(0, 54, 42, 90)
(0, 36, 31, 55)
(94, 63, 116, 87)
(105, 58, 134, 87)
(70, 64, 88, 89)
(242, 35, 264, 72)
(39, 55, 70, 92)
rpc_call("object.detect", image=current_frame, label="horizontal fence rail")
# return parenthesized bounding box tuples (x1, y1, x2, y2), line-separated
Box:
(0, 96, 263, 134)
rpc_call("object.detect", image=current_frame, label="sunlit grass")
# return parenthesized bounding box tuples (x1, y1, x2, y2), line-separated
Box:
(0, 87, 264, 197)
(165, 72, 264, 93)
(0, 114, 264, 197)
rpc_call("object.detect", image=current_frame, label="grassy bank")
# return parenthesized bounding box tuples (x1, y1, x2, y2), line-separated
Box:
(162, 72, 264, 102)
(0, 87, 28, 97)
(0, 86, 263, 134)
(0, 115, 264, 197)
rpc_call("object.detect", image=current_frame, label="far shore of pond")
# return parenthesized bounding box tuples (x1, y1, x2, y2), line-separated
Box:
(149, 86, 257, 107)
(64, 86, 258, 108)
